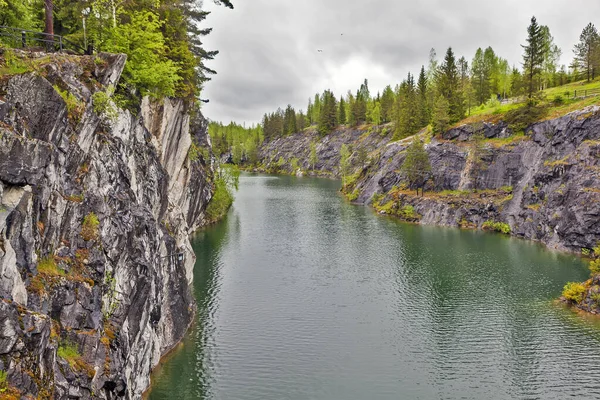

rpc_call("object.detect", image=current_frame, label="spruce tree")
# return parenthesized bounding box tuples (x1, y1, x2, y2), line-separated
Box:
(437, 47, 464, 123)
(338, 96, 347, 125)
(522, 16, 545, 99)
(380, 85, 395, 123)
(417, 66, 429, 127)
(573, 23, 600, 82)
(318, 90, 338, 136)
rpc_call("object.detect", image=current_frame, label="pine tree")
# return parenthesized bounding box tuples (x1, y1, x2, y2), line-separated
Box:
(401, 138, 431, 196)
(338, 96, 347, 125)
(437, 47, 464, 123)
(522, 16, 545, 99)
(540, 26, 561, 89)
(471, 48, 489, 105)
(380, 85, 395, 123)
(573, 23, 600, 82)
(318, 90, 338, 136)
(417, 66, 429, 127)
(283, 104, 297, 135)
(371, 102, 382, 126)
(312, 94, 321, 124)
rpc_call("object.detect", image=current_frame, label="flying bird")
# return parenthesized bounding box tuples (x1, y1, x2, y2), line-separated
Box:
(317, 49, 323, 52)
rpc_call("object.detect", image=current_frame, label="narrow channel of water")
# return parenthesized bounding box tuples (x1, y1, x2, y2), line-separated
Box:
(149, 174, 600, 400)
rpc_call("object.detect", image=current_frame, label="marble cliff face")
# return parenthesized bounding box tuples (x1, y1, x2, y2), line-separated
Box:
(0, 51, 214, 399)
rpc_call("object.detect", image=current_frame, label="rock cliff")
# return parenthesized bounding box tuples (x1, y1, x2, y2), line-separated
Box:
(0, 51, 214, 398)
(258, 107, 600, 253)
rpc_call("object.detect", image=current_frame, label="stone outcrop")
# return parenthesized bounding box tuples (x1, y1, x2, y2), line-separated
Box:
(0, 51, 214, 398)
(258, 108, 600, 253)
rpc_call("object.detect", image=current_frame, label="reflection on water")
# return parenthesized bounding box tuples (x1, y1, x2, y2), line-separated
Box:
(149, 174, 599, 400)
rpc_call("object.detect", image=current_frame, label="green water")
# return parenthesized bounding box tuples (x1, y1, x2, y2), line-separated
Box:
(148, 174, 600, 400)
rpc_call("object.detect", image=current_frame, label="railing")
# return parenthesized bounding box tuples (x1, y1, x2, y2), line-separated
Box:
(0, 25, 92, 55)
(572, 87, 600, 99)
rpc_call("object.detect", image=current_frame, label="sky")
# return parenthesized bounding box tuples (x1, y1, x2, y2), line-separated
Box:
(200, 0, 600, 125)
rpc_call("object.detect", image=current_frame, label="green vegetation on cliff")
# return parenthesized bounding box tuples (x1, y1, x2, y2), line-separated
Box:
(0, 0, 234, 99)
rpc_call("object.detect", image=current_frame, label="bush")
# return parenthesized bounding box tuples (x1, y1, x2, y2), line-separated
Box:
(0, 49, 29, 75)
(92, 86, 119, 122)
(552, 94, 565, 106)
(81, 212, 100, 241)
(482, 220, 511, 234)
(0, 369, 7, 393)
(206, 166, 239, 222)
(504, 105, 548, 133)
(55, 86, 84, 122)
(562, 282, 587, 304)
(57, 341, 80, 362)
(590, 259, 600, 275)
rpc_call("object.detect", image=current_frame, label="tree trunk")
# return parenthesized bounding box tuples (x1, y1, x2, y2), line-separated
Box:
(44, 0, 53, 36)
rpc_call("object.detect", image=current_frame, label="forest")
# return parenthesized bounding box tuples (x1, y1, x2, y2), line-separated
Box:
(216, 17, 600, 162)
(0, 0, 233, 100)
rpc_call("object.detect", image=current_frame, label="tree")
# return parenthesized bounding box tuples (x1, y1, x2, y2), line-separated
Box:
(540, 25, 561, 89)
(380, 85, 395, 123)
(338, 96, 347, 125)
(522, 16, 545, 99)
(401, 138, 431, 196)
(437, 47, 464, 123)
(318, 90, 337, 136)
(371, 101, 382, 126)
(471, 48, 490, 105)
(283, 104, 297, 135)
(104, 11, 181, 98)
(309, 142, 318, 170)
(432, 95, 450, 135)
(393, 74, 418, 140)
(417, 66, 429, 126)
(573, 23, 600, 82)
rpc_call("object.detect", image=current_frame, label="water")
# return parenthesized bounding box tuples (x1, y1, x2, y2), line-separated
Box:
(149, 174, 600, 400)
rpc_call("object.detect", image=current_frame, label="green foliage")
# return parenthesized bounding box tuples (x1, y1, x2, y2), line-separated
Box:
(482, 220, 511, 234)
(522, 16, 546, 99)
(188, 142, 210, 163)
(318, 90, 338, 136)
(82, 212, 100, 241)
(92, 86, 119, 121)
(562, 282, 587, 304)
(589, 259, 600, 275)
(206, 166, 239, 222)
(0, 48, 29, 75)
(209, 121, 263, 161)
(104, 11, 181, 98)
(55, 86, 84, 122)
(0, 369, 6, 393)
(290, 157, 300, 172)
(504, 104, 548, 133)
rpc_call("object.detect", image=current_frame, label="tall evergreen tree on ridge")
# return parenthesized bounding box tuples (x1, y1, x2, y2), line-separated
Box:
(318, 90, 338, 136)
(522, 16, 545, 99)
(437, 47, 464, 123)
(338, 96, 347, 125)
(417, 66, 429, 127)
(573, 23, 600, 82)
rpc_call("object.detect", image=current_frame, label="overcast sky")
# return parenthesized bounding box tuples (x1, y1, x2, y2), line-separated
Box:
(200, 0, 600, 125)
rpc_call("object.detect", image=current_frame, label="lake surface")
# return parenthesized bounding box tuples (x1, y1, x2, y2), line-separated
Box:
(149, 174, 600, 400)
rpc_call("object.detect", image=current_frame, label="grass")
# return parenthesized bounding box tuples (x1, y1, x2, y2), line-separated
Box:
(81, 212, 100, 241)
(37, 256, 65, 277)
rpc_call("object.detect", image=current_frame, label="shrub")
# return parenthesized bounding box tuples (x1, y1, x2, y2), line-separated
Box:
(482, 220, 511, 234)
(57, 341, 80, 362)
(504, 105, 548, 133)
(562, 282, 587, 304)
(206, 166, 239, 222)
(590, 259, 600, 275)
(81, 212, 100, 241)
(0, 49, 29, 75)
(0, 369, 7, 393)
(92, 86, 119, 122)
(552, 94, 564, 106)
(55, 86, 84, 122)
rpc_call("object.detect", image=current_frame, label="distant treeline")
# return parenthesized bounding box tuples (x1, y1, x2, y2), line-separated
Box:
(209, 121, 264, 163)
(259, 17, 600, 141)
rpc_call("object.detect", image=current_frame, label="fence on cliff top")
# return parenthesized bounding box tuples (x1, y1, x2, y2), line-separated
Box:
(0, 25, 91, 55)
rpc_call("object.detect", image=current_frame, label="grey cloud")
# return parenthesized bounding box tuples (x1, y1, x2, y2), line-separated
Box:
(201, 0, 600, 124)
